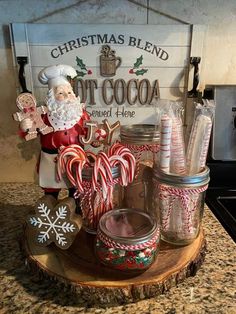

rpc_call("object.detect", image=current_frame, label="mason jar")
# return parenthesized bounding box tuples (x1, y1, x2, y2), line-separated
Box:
(120, 124, 159, 214)
(153, 166, 210, 245)
(95, 208, 160, 272)
(80, 166, 123, 234)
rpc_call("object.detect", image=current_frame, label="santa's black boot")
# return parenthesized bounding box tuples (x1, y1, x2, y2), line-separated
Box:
(44, 191, 60, 199)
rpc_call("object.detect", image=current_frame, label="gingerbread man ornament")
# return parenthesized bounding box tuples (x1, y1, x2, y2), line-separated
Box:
(13, 92, 53, 141)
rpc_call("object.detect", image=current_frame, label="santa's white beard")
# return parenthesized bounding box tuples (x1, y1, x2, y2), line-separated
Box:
(46, 97, 82, 122)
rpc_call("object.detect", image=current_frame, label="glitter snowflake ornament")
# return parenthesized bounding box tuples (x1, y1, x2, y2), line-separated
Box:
(28, 195, 82, 249)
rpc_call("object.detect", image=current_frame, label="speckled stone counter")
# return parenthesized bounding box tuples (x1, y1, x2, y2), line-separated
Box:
(0, 183, 235, 314)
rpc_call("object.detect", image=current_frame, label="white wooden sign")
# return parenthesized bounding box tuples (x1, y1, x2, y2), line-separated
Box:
(10, 23, 193, 125)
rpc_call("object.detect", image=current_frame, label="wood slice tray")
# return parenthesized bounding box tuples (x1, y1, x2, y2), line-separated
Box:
(22, 226, 206, 305)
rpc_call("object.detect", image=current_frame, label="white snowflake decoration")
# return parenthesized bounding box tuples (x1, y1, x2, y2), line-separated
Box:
(28, 198, 79, 249)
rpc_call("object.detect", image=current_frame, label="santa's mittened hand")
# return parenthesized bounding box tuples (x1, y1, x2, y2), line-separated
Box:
(20, 118, 33, 131)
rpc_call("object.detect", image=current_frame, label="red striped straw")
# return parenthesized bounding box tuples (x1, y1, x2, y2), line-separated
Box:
(160, 114, 172, 173)
(170, 117, 186, 175)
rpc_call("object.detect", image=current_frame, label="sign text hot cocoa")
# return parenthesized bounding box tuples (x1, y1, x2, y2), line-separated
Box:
(74, 78, 160, 106)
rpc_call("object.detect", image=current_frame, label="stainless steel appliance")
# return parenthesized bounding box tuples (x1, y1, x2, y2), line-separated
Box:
(208, 85, 236, 160)
(204, 85, 236, 242)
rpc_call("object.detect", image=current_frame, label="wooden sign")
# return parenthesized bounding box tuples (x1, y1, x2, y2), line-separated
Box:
(10, 23, 196, 125)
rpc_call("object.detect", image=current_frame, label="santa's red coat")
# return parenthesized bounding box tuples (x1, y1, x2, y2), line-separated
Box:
(40, 109, 90, 150)
(36, 110, 90, 191)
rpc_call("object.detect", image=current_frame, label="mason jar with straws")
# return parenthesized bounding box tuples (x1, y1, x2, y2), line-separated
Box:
(153, 166, 210, 245)
(153, 100, 214, 245)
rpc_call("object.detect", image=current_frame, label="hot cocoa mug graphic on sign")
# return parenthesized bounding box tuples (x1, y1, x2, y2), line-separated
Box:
(100, 45, 121, 77)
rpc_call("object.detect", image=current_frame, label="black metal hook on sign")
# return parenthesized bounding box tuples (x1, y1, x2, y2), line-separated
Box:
(188, 57, 201, 98)
(17, 56, 31, 93)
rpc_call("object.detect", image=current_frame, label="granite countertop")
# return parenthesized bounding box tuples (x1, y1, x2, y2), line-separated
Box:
(0, 183, 235, 314)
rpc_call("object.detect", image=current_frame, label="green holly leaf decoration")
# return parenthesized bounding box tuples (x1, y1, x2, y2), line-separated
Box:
(133, 55, 143, 69)
(135, 69, 148, 76)
(76, 70, 86, 77)
(76, 57, 87, 71)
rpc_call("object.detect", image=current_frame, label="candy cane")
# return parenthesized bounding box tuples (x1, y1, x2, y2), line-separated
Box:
(97, 151, 113, 183)
(65, 156, 85, 192)
(57, 149, 78, 182)
(92, 156, 101, 191)
(65, 156, 79, 187)
(57, 146, 73, 181)
(110, 143, 129, 157)
(120, 151, 136, 183)
(75, 159, 86, 193)
(109, 144, 136, 183)
(99, 166, 109, 199)
(113, 145, 136, 180)
(59, 145, 85, 159)
(57, 145, 86, 191)
(57, 145, 86, 180)
(107, 141, 121, 156)
(93, 157, 108, 199)
(110, 155, 129, 186)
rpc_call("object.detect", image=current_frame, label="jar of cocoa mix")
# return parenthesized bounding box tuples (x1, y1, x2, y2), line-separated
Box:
(95, 208, 160, 272)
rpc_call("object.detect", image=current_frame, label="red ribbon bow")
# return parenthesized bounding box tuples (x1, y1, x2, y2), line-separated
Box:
(23, 107, 35, 113)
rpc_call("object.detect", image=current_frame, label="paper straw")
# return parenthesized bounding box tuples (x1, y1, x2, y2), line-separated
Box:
(199, 119, 212, 169)
(170, 117, 186, 175)
(186, 114, 212, 175)
(159, 114, 172, 173)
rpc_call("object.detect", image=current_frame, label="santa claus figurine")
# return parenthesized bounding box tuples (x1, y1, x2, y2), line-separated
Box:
(20, 64, 90, 199)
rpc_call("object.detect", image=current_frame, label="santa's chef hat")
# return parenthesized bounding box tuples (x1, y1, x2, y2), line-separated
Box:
(38, 64, 77, 89)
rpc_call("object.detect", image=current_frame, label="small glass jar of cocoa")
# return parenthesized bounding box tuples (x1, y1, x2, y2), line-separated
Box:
(95, 208, 160, 272)
(120, 124, 159, 215)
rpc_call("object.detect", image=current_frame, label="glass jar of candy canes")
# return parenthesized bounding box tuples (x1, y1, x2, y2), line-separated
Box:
(95, 208, 160, 272)
(80, 165, 124, 234)
(120, 124, 159, 215)
(57, 143, 136, 235)
(153, 166, 210, 245)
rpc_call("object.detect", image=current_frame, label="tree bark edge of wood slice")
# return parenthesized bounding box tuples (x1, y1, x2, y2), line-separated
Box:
(20, 225, 206, 306)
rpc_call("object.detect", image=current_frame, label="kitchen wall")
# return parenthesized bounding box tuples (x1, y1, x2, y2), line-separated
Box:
(1, 0, 236, 182)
